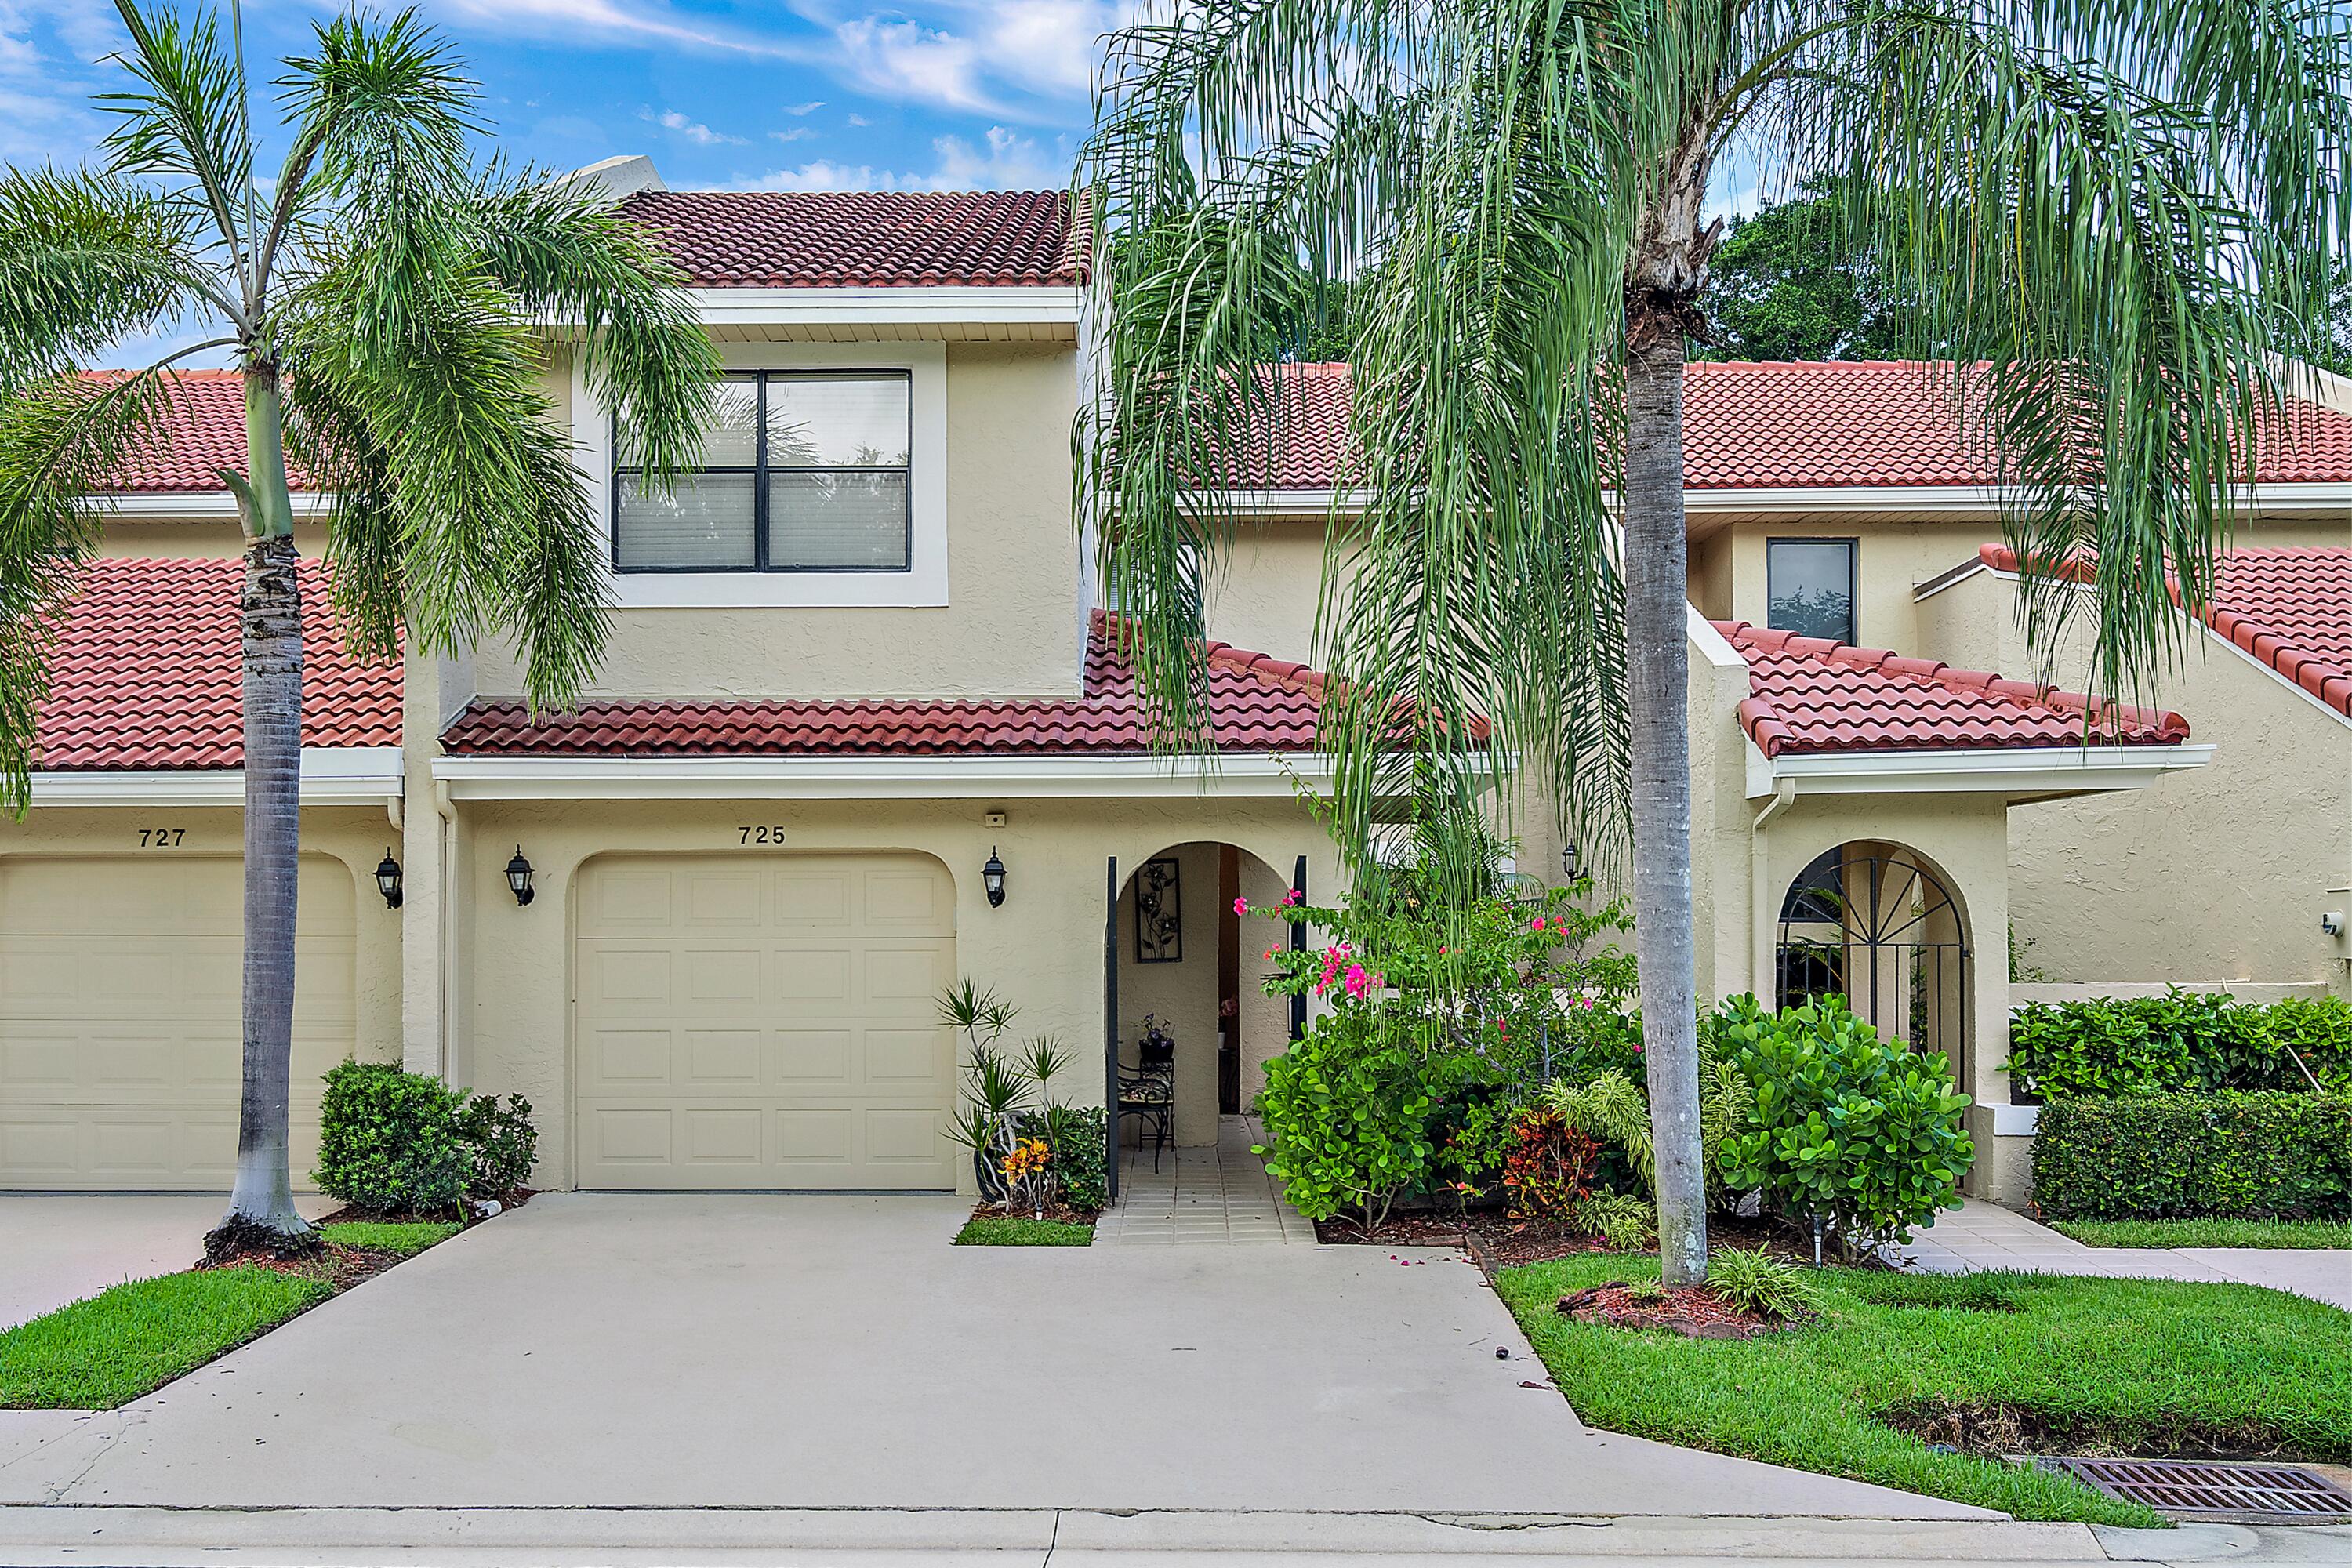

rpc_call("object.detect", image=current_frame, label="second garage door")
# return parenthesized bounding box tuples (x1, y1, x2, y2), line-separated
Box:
(572, 853, 958, 1189)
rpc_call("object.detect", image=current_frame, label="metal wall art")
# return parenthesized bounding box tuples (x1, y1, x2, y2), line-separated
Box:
(1134, 856, 1182, 963)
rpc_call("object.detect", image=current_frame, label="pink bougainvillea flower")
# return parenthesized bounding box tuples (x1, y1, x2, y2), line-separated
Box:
(1232, 896, 1249, 916)
(1342, 963, 1371, 998)
(1530, 916, 1546, 931)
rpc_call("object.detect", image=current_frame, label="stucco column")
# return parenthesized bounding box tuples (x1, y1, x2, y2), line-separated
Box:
(399, 648, 451, 1077)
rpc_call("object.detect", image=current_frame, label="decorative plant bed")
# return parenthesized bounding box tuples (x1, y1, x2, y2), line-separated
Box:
(1555, 1279, 1806, 1339)
(1312, 1210, 1824, 1269)
(1, 1220, 466, 1410)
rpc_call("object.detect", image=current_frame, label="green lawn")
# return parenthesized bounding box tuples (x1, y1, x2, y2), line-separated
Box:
(319, 1220, 463, 1257)
(1, 1219, 466, 1411)
(953, 1216, 1094, 1246)
(2049, 1218, 2352, 1250)
(1495, 1254, 2352, 1527)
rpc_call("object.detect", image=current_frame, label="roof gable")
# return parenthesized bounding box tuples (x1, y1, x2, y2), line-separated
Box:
(1719, 619, 2188, 757)
(615, 189, 1083, 289)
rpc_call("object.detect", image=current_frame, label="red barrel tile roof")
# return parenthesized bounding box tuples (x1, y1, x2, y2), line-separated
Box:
(615, 189, 1084, 289)
(441, 611, 1320, 757)
(1719, 620, 2189, 757)
(84, 372, 315, 494)
(1240, 361, 2352, 491)
(1980, 543, 2352, 720)
(35, 557, 401, 769)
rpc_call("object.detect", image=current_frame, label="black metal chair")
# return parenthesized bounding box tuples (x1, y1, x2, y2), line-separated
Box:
(1117, 1036, 1176, 1171)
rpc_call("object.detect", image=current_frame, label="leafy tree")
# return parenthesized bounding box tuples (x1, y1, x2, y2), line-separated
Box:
(1077, 0, 2349, 1282)
(1697, 185, 1905, 361)
(0, 2, 715, 1256)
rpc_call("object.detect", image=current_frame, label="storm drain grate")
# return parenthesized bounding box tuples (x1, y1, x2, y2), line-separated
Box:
(2049, 1457, 2352, 1522)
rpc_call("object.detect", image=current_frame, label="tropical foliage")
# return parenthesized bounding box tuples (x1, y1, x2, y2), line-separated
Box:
(2032, 1092, 2352, 1221)
(2008, 989, 2352, 1099)
(1077, 0, 2352, 1285)
(0, 2, 714, 1254)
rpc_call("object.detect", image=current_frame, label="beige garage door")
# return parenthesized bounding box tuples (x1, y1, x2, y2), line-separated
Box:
(573, 853, 958, 1189)
(0, 855, 358, 1190)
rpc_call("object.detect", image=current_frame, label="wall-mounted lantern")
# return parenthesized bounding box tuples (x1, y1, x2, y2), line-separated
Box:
(982, 846, 1007, 908)
(505, 847, 535, 907)
(1561, 840, 1581, 881)
(374, 850, 404, 910)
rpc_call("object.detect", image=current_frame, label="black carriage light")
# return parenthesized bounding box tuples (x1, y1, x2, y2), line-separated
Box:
(374, 849, 404, 910)
(1561, 840, 1581, 881)
(505, 847, 535, 907)
(982, 846, 1007, 908)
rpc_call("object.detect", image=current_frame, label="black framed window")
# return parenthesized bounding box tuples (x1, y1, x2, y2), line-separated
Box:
(1766, 537, 1857, 644)
(613, 370, 913, 573)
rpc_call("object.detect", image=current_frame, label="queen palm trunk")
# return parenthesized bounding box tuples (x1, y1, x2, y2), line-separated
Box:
(1622, 329, 1708, 1287)
(209, 367, 312, 1258)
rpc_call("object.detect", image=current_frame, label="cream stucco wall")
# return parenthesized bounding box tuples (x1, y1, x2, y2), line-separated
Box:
(470, 341, 1083, 702)
(1917, 568, 2352, 989)
(448, 794, 1339, 1190)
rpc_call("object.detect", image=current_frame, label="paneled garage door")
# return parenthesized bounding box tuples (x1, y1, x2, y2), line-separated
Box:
(572, 854, 958, 1189)
(0, 855, 358, 1190)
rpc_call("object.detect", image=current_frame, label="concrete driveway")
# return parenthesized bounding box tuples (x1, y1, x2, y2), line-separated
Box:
(0, 1193, 1990, 1519)
(0, 1195, 336, 1330)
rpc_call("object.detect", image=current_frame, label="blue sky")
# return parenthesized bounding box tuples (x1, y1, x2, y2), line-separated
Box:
(0, 2, 1120, 365)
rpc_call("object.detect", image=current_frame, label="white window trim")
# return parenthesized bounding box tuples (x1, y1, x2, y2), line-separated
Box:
(575, 341, 949, 608)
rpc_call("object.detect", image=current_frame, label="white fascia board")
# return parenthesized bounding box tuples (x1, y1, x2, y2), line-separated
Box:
(432, 752, 1332, 801)
(96, 491, 335, 519)
(1218, 481, 2352, 521)
(1743, 738, 2213, 800)
(678, 285, 1080, 329)
(27, 746, 405, 808)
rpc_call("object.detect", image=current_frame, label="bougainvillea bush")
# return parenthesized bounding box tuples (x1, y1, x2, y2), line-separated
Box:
(1245, 846, 1638, 1229)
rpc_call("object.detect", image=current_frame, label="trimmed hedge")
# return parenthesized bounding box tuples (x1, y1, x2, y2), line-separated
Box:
(2032, 1092, 2352, 1221)
(2007, 989, 2352, 1101)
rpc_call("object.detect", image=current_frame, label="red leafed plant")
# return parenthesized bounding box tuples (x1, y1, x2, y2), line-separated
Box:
(1501, 1108, 1602, 1219)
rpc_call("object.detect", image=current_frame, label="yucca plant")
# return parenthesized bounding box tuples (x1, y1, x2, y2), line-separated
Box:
(1078, 0, 2348, 1283)
(0, 2, 716, 1258)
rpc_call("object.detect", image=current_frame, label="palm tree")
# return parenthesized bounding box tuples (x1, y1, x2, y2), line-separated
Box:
(1077, 0, 2347, 1283)
(0, 2, 716, 1258)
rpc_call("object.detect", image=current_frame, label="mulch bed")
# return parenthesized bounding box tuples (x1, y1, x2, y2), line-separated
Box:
(196, 1240, 405, 1290)
(967, 1200, 1101, 1229)
(1554, 1279, 1805, 1340)
(314, 1189, 535, 1227)
(1312, 1209, 1822, 1268)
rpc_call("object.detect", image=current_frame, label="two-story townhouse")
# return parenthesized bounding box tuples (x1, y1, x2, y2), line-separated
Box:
(0, 167, 1338, 1196)
(12, 165, 2339, 1207)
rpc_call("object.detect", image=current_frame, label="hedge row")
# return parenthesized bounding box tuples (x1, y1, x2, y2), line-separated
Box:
(2031, 1092, 2352, 1221)
(2006, 990, 2352, 1101)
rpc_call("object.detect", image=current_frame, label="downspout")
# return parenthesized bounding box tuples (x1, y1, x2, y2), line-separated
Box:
(436, 782, 456, 1083)
(1750, 775, 1796, 1000)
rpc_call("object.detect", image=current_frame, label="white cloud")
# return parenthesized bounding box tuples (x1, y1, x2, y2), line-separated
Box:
(422, 0, 798, 58)
(829, 16, 1004, 115)
(642, 106, 746, 145)
(735, 124, 1068, 193)
(769, 126, 817, 143)
(784, 100, 825, 114)
(847, 113, 869, 126)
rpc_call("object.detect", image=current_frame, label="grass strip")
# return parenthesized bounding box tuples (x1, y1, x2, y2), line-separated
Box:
(1496, 1254, 2352, 1528)
(954, 1216, 1094, 1247)
(1, 1266, 331, 1411)
(2047, 1218, 2352, 1250)
(318, 1220, 464, 1257)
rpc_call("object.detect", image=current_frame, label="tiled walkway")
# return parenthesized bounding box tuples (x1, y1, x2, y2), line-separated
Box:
(1092, 1115, 1316, 1245)
(1893, 1199, 2352, 1309)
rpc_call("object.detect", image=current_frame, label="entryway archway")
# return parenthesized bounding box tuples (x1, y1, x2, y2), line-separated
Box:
(1774, 841, 1971, 1065)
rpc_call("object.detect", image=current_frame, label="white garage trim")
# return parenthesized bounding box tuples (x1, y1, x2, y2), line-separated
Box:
(24, 747, 405, 808)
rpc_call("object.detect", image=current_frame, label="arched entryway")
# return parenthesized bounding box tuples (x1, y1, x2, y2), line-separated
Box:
(1775, 840, 1972, 1067)
(1113, 840, 1294, 1159)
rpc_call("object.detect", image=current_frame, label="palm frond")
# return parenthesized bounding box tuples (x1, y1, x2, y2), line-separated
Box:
(0, 169, 206, 390)
(100, 1, 256, 279)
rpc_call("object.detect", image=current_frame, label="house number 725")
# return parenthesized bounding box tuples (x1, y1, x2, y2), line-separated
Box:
(137, 828, 187, 848)
(738, 826, 786, 845)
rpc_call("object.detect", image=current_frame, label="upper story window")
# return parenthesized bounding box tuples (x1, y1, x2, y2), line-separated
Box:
(1766, 537, 1857, 644)
(613, 371, 913, 574)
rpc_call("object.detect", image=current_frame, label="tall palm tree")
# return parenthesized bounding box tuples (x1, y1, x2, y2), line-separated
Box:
(0, 2, 716, 1258)
(1077, 0, 2347, 1283)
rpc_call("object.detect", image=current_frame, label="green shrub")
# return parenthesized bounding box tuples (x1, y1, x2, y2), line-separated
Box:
(455, 1093, 538, 1197)
(2007, 989, 2352, 1100)
(1022, 1104, 1109, 1213)
(1255, 1013, 1448, 1227)
(314, 1062, 469, 1216)
(1718, 996, 1974, 1249)
(1707, 1244, 1820, 1320)
(2031, 1092, 2352, 1220)
(1572, 1192, 1657, 1250)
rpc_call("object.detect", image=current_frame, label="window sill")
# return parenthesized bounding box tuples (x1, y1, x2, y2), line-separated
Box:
(609, 571, 946, 609)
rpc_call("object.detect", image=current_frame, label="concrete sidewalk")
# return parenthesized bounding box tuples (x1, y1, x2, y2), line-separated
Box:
(0, 1195, 338, 1331)
(1893, 1202, 2352, 1310)
(0, 1504, 2341, 1567)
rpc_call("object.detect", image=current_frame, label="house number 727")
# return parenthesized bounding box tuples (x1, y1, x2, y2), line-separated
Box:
(137, 828, 187, 848)
(738, 826, 786, 845)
